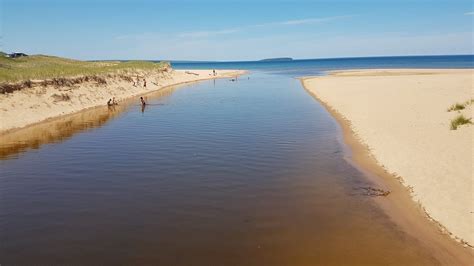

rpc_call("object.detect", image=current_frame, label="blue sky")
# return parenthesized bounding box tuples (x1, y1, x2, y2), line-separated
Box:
(2, 0, 473, 60)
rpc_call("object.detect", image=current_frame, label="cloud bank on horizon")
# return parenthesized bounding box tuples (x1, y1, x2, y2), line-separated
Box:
(3, 0, 474, 60)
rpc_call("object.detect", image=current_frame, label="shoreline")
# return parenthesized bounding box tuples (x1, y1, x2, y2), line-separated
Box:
(300, 69, 473, 265)
(0, 69, 246, 134)
(0, 82, 186, 159)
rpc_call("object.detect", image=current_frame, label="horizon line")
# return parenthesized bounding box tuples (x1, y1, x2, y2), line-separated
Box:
(87, 53, 474, 63)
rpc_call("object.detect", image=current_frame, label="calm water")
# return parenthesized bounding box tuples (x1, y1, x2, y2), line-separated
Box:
(171, 54, 474, 77)
(1, 56, 470, 265)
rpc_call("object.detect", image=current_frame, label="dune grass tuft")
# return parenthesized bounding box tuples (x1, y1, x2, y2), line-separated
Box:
(447, 103, 465, 112)
(450, 115, 472, 130)
(447, 99, 474, 112)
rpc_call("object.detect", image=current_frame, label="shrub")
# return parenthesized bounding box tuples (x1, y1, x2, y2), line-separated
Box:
(447, 103, 465, 112)
(450, 115, 472, 130)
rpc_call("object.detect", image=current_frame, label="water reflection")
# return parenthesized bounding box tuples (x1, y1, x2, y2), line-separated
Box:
(0, 76, 445, 265)
(0, 85, 177, 160)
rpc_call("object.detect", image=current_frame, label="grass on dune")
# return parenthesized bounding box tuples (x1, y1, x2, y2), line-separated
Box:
(450, 115, 472, 130)
(447, 99, 473, 112)
(447, 103, 465, 111)
(0, 54, 169, 83)
(447, 99, 473, 130)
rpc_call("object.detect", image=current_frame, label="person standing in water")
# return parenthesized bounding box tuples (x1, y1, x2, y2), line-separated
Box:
(140, 97, 146, 113)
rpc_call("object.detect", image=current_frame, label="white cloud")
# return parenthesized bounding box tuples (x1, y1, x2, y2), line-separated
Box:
(464, 12, 474, 16)
(171, 15, 353, 39)
(113, 15, 352, 41)
(101, 30, 474, 61)
(114, 32, 170, 41)
(278, 15, 353, 25)
(177, 28, 240, 38)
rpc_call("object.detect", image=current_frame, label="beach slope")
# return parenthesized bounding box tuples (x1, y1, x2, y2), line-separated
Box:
(301, 69, 473, 245)
(0, 69, 244, 133)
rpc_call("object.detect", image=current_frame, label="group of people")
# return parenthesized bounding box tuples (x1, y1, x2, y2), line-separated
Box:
(133, 75, 147, 88)
(107, 75, 149, 108)
(107, 97, 146, 106)
(107, 97, 118, 107)
(107, 97, 146, 107)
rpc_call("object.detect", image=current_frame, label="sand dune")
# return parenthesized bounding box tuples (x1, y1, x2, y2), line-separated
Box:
(0, 69, 244, 133)
(301, 69, 473, 246)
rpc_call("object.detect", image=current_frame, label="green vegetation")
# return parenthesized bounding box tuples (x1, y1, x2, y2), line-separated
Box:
(450, 115, 472, 130)
(447, 99, 473, 112)
(0, 54, 169, 83)
(447, 103, 465, 111)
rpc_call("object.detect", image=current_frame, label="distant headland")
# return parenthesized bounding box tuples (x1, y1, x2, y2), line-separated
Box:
(259, 57, 293, 62)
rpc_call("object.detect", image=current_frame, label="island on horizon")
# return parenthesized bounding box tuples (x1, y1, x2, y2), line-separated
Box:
(259, 57, 293, 62)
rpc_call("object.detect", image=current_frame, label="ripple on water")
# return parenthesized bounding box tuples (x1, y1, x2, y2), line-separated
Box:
(0, 74, 440, 265)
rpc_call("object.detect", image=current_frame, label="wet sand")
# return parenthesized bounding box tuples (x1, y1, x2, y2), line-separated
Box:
(301, 69, 474, 265)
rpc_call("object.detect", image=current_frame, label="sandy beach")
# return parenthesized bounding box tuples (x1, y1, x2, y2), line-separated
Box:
(0, 69, 245, 133)
(301, 69, 473, 246)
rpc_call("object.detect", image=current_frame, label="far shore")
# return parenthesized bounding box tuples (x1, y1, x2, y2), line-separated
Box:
(0, 69, 246, 133)
(300, 69, 473, 256)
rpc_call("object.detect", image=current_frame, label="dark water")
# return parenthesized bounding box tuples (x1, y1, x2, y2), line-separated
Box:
(0, 72, 444, 265)
(171, 54, 474, 77)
